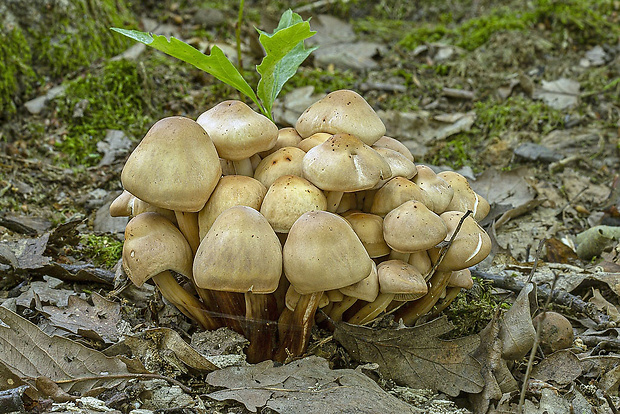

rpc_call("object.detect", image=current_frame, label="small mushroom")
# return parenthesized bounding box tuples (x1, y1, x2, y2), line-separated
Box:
(370, 176, 432, 217)
(253, 146, 306, 189)
(533, 311, 574, 354)
(259, 127, 302, 157)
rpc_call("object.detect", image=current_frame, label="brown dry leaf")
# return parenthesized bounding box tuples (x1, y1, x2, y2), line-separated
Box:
(206, 356, 422, 414)
(499, 282, 537, 360)
(469, 313, 518, 414)
(0, 306, 135, 396)
(533, 78, 580, 110)
(41, 292, 123, 343)
(589, 288, 620, 323)
(531, 350, 582, 385)
(124, 327, 217, 372)
(333, 317, 483, 397)
(523, 387, 571, 413)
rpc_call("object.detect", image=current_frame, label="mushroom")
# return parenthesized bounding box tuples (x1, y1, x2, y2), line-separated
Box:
(297, 132, 332, 152)
(331, 262, 379, 322)
(193, 206, 282, 363)
(295, 89, 386, 146)
(121, 116, 222, 254)
(302, 133, 392, 212)
(372, 136, 414, 162)
(533, 311, 574, 354)
(370, 176, 432, 217)
(122, 212, 218, 330)
(275, 211, 373, 361)
(253, 147, 306, 189)
(341, 211, 391, 258)
(372, 147, 417, 188)
(412, 165, 454, 214)
(437, 171, 490, 221)
(259, 127, 302, 157)
(197, 100, 278, 176)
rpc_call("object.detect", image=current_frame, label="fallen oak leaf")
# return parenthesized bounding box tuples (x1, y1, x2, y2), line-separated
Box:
(333, 316, 483, 397)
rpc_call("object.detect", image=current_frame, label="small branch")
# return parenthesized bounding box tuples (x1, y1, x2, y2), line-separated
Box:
(471, 269, 613, 330)
(50, 373, 193, 394)
(235, 0, 245, 71)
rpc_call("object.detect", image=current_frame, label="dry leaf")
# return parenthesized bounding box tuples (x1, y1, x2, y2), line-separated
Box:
(531, 350, 582, 385)
(533, 78, 580, 110)
(523, 387, 570, 413)
(333, 317, 483, 397)
(206, 356, 422, 413)
(499, 282, 537, 360)
(589, 288, 620, 323)
(0, 306, 135, 396)
(41, 292, 123, 343)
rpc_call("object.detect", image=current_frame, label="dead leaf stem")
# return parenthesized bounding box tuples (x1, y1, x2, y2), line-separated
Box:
(40, 373, 192, 394)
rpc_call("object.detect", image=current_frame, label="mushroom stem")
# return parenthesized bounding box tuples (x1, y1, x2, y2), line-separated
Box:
(347, 293, 395, 325)
(209, 290, 246, 334)
(327, 295, 358, 322)
(274, 291, 323, 363)
(233, 158, 254, 176)
(362, 189, 376, 212)
(325, 191, 344, 213)
(152, 270, 219, 330)
(389, 250, 410, 262)
(393, 270, 453, 325)
(244, 292, 279, 363)
(174, 211, 200, 254)
(429, 287, 461, 318)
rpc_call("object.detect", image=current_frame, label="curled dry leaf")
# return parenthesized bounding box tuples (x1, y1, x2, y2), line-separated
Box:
(499, 282, 537, 360)
(333, 317, 483, 397)
(531, 350, 582, 385)
(0, 306, 136, 397)
(206, 356, 422, 414)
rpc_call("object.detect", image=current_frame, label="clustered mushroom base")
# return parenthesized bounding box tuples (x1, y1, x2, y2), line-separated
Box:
(112, 90, 492, 363)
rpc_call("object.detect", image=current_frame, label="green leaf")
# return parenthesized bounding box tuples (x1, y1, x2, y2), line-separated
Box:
(256, 12, 317, 118)
(110, 28, 262, 113)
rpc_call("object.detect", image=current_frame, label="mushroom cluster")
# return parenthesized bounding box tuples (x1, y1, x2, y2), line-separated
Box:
(111, 89, 492, 363)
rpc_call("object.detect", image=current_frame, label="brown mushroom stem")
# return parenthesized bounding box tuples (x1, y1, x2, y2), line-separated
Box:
(233, 158, 254, 176)
(244, 293, 279, 363)
(389, 250, 410, 262)
(325, 191, 344, 213)
(429, 287, 461, 317)
(198, 290, 245, 334)
(152, 271, 219, 330)
(347, 293, 396, 325)
(174, 211, 200, 254)
(274, 291, 323, 363)
(393, 270, 453, 325)
(327, 295, 358, 322)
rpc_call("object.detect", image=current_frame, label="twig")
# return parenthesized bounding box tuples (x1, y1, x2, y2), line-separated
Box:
(235, 0, 245, 71)
(470, 269, 613, 330)
(442, 88, 475, 100)
(526, 239, 545, 283)
(49, 373, 192, 394)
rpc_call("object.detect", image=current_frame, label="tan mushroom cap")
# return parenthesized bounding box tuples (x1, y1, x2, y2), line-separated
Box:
(283, 211, 373, 294)
(122, 212, 193, 287)
(198, 175, 267, 238)
(437, 171, 490, 221)
(297, 132, 332, 152)
(296, 89, 386, 146)
(259, 127, 302, 157)
(336, 192, 357, 213)
(342, 211, 390, 258)
(447, 269, 473, 289)
(340, 261, 380, 302)
(110, 190, 133, 217)
(302, 133, 392, 192)
(383, 200, 448, 253)
(408, 250, 433, 280)
(196, 100, 278, 161)
(377, 260, 428, 301)
(285, 285, 329, 311)
(193, 206, 282, 294)
(370, 176, 433, 217)
(412, 165, 454, 214)
(253, 147, 306, 189)
(260, 175, 327, 233)
(372, 147, 417, 189)
(121, 116, 222, 212)
(428, 211, 492, 271)
(372, 136, 414, 162)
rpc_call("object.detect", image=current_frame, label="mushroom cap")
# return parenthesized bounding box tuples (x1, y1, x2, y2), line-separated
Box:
(121, 116, 222, 212)
(260, 175, 327, 233)
(372, 136, 414, 162)
(383, 200, 448, 253)
(259, 127, 302, 157)
(437, 171, 490, 221)
(372, 147, 417, 189)
(283, 211, 373, 294)
(370, 176, 433, 217)
(253, 146, 306, 189)
(197, 100, 278, 161)
(298, 132, 332, 152)
(447, 269, 473, 289)
(122, 212, 193, 287)
(110, 190, 133, 217)
(339, 261, 380, 302)
(198, 175, 267, 238)
(302, 133, 392, 192)
(295, 89, 386, 146)
(428, 211, 492, 271)
(341, 211, 390, 258)
(412, 165, 454, 214)
(408, 250, 433, 280)
(193, 206, 282, 294)
(377, 260, 428, 301)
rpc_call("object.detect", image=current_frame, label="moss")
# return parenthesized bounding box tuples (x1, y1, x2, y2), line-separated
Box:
(0, 28, 38, 114)
(80, 234, 123, 268)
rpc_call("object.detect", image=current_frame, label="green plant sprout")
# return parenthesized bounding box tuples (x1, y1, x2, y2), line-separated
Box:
(112, 9, 317, 121)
